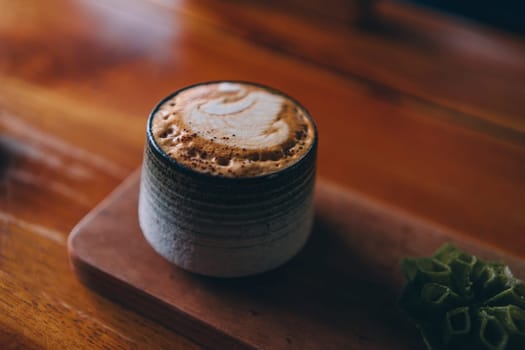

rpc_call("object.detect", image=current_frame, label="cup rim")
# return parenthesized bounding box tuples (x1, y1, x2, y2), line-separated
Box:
(146, 80, 318, 183)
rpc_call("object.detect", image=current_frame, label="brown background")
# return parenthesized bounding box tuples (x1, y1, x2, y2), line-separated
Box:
(1, 0, 525, 348)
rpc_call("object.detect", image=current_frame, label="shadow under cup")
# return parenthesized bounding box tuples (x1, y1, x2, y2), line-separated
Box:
(138, 85, 318, 277)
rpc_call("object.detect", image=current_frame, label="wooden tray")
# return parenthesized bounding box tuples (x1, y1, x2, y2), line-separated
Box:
(68, 171, 525, 350)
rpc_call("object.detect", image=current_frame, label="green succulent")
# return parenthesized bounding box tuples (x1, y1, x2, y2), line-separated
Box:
(400, 243, 525, 350)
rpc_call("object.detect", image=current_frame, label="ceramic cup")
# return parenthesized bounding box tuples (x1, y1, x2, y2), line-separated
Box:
(138, 81, 317, 277)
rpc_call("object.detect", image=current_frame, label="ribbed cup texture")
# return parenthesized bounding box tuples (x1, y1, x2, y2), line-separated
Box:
(138, 130, 317, 277)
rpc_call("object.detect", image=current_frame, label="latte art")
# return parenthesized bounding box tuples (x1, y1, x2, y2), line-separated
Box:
(152, 82, 315, 177)
(188, 86, 289, 150)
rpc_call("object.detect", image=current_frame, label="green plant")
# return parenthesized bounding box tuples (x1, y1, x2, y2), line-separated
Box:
(400, 243, 525, 350)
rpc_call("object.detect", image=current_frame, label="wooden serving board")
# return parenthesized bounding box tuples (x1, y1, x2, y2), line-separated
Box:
(68, 171, 525, 350)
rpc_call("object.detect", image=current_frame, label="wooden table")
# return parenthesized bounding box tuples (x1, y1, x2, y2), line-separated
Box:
(1, 0, 524, 348)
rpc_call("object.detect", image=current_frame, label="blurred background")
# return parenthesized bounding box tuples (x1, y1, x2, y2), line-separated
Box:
(2, 0, 525, 287)
(1, 0, 525, 349)
(408, 0, 525, 34)
(1, 0, 525, 293)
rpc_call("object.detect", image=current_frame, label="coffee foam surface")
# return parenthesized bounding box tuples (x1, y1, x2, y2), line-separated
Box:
(152, 82, 315, 177)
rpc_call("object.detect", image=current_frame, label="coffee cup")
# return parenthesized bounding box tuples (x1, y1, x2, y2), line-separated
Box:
(138, 81, 317, 277)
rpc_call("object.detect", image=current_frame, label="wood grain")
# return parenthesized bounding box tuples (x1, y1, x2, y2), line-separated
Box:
(69, 172, 525, 350)
(1, 0, 525, 348)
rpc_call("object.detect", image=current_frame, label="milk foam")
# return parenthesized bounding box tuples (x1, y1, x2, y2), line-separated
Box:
(152, 82, 315, 177)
